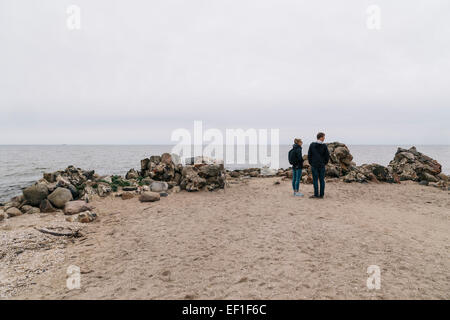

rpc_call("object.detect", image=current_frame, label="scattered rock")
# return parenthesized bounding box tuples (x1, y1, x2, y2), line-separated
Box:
(139, 192, 161, 202)
(419, 180, 429, 186)
(20, 205, 33, 214)
(230, 171, 241, 178)
(6, 207, 22, 218)
(159, 192, 169, 197)
(64, 200, 95, 215)
(66, 211, 97, 223)
(48, 187, 73, 208)
(26, 207, 41, 214)
(40, 199, 57, 213)
(121, 192, 135, 200)
(122, 186, 137, 191)
(249, 171, 259, 177)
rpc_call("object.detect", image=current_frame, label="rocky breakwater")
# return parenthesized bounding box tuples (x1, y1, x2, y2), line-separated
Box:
(0, 153, 229, 225)
(0, 165, 102, 224)
(224, 143, 448, 190)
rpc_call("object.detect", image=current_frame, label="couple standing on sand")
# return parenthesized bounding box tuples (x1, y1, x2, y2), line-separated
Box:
(289, 132, 330, 198)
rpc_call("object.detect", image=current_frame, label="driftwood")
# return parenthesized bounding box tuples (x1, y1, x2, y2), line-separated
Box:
(34, 227, 83, 238)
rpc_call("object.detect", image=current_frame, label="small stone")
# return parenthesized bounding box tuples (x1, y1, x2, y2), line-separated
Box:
(26, 207, 41, 214)
(139, 192, 161, 202)
(6, 207, 22, 218)
(121, 192, 135, 200)
(66, 211, 97, 223)
(64, 200, 95, 215)
(20, 205, 33, 213)
(122, 186, 138, 191)
(230, 171, 240, 178)
(249, 171, 259, 177)
(159, 192, 168, 197)
(419, 180, 429, 186)
(78, 211, 97, 223)
(40, 199, 57, 213)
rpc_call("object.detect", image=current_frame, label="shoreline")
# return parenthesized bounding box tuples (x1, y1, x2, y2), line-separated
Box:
(1, 143, 449, 299)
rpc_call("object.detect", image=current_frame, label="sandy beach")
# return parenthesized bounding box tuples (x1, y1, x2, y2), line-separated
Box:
(1, 177, 448, 300)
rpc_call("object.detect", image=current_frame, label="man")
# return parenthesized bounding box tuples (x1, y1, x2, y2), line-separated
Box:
(289, 138, 304, 197)
(307, 132, 330, 198)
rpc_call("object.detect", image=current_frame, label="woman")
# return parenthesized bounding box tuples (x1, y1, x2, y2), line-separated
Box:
(289, 138, 304, 197)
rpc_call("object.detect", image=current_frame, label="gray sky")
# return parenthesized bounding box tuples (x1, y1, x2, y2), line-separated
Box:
(0, 0, 449, 145)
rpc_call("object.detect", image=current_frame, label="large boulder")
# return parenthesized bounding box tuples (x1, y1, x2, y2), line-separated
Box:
(23, 183, 49, 206)
(64, 200, 95, 215)
(139, 192, 161, 202)
(47, 187, 73, 208)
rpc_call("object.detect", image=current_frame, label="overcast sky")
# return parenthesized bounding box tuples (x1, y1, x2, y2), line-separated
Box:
(0, 0, 449, 145)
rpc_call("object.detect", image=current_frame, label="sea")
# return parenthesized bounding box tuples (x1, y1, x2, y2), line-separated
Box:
(1, 145, 449, 202)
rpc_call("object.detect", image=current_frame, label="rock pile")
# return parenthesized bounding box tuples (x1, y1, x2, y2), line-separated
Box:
(1, 165, 103, 223)
(388, 147, 442, 182)
(325, 142, 355, 177)
(128, 153, 226, 192)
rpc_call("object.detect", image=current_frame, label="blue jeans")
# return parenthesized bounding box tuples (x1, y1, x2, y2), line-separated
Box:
(292, 167, 302, 192)
(311, 166, 325, 197)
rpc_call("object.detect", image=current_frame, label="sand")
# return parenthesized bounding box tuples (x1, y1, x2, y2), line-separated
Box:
(1, 178, 449, 299)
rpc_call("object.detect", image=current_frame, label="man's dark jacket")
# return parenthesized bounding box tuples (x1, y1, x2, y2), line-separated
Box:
(308, 142, 330, 168)
(291, 144, 303, 169)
